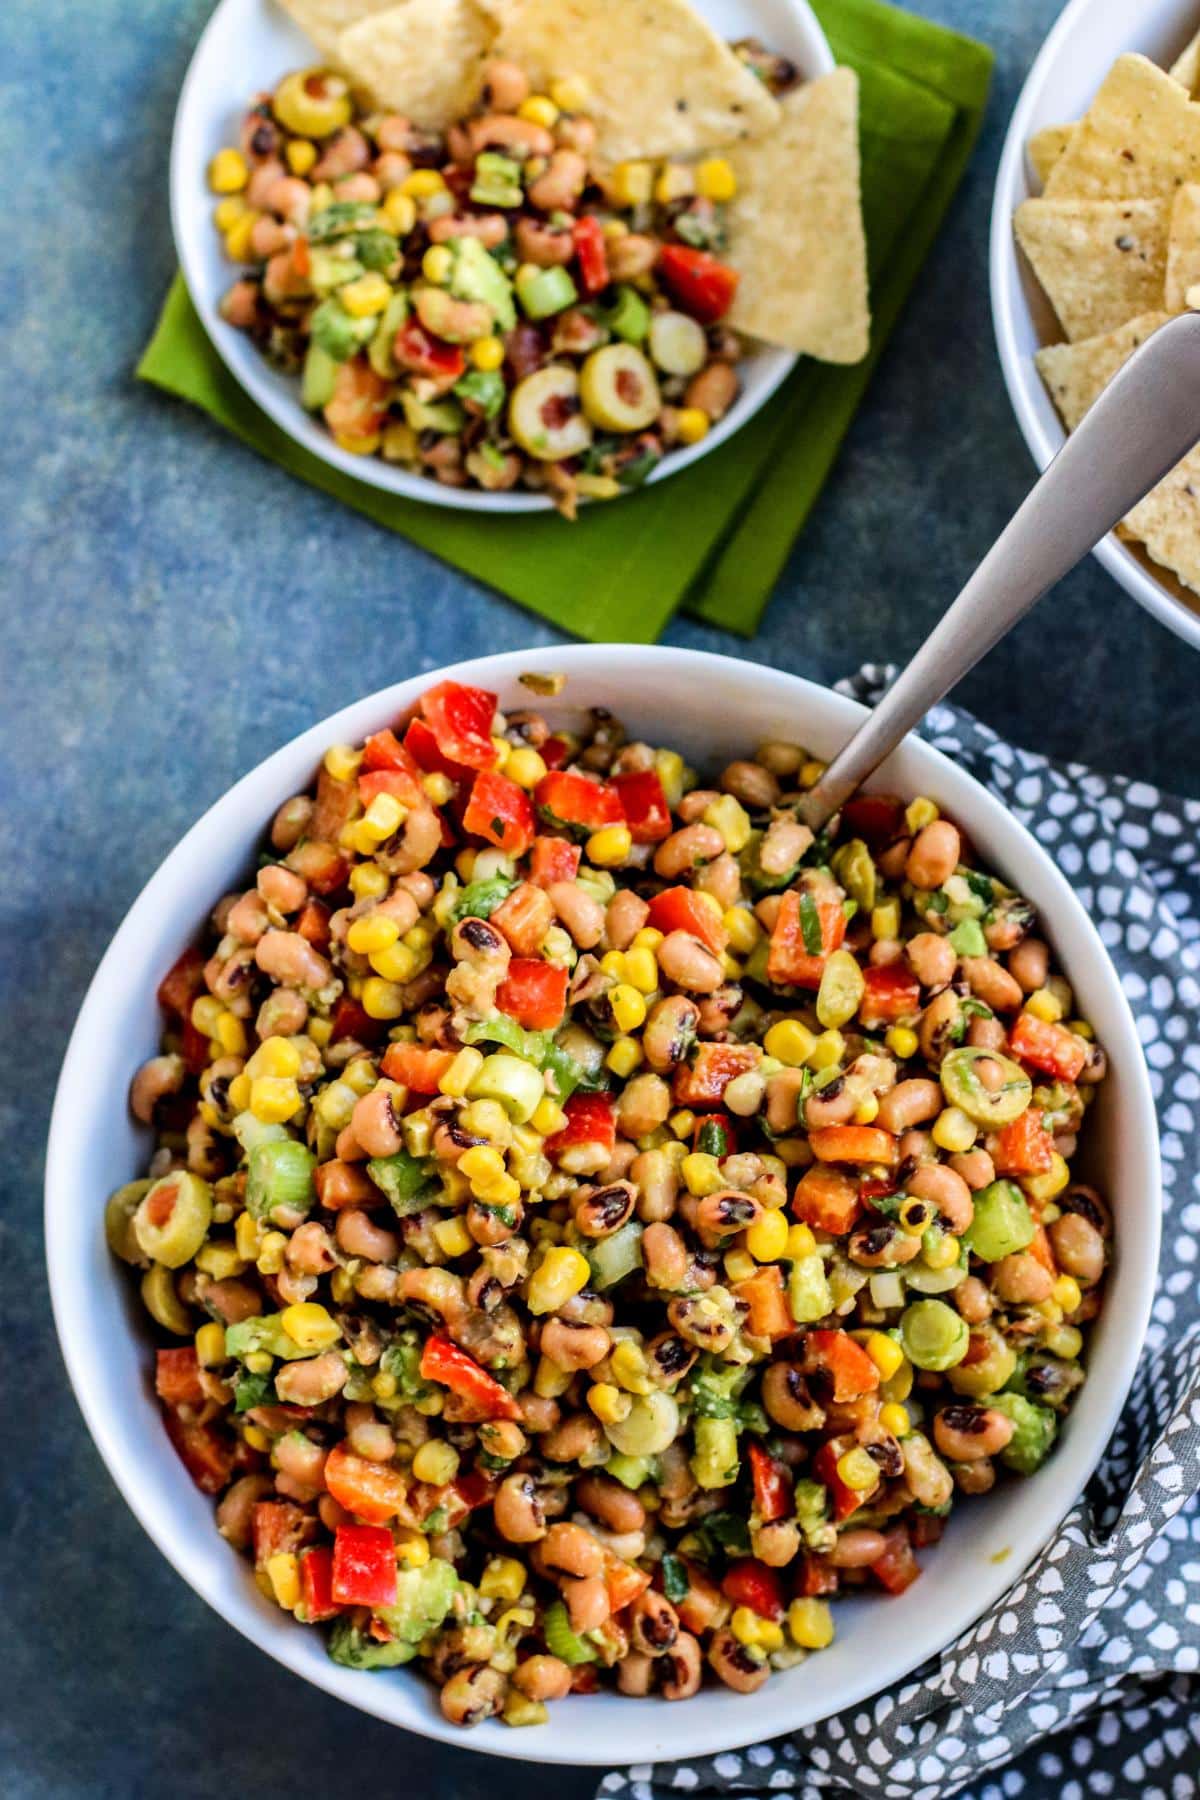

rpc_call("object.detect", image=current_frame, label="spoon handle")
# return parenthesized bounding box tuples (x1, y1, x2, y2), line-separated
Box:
(799, 309, 1200, 831)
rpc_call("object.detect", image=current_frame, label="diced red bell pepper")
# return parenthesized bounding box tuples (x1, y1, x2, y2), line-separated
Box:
(570, 1665, 601, 1693)
(419, 679, 498, 771)
(252, 1499, 315, 1566)
(332, 1523, 398, 1608)
(804, 1331, 881, 1402)
(361, 727, 423, 777)
(545, 1092, 616, 1159)
(792, 1165, 863, 1235)
(358, 766, 426, 811)
(453, 1466, 500, 1512)
(162, 1410, 237, 1495)
(419, 1335, 522, 1421)
(748, 1441, 793, 1524)
(529, 834, 581, 887)
(813, 1438, 874, 1522)
(672, 1042, 759, 1106)
(1027, 1222, 1059, 1278)
(324, 1442, 411, 1525)
(295, 897, 332, 952)
(330, 993, 385, 1046)
(1009, 1012, 1089, 1083)
(603, 1548, 652, 1614)
(497, 957, 569, 1030)
(404, 715, 474, 783)
(722, 1558, 784, 1621)
(310, 764, 359, 842)
(809, 1125, 899, 1168)
(540, 735, 571, 769)
(534, 769, 624, 836)
(840, 794, 905, 847)
(286, 838, 350, 896)
(491, 882, 555, 956)
(297, 1546, 342, 1622)
(394, 323, 467, 385)
(910, 1514, 945, 1548)
(155, 1346, 205, 1409)
(658, 244, 739, 323)
(157, 946, 206, 1018)
(381, 1041, 456, 1092)
(611, 768, 672, 844)
(871, 1526, 921, 1595)
(572, 214, 610, 294)
(795, 1554, 839, 1597)
(732, 1265, 793, 1341)
(766, 886, 847, 989)
(646, 886, 728, 956)
(463, 770, 536, 857)
(180, 1016, 210, 1077)
(860, 963, 921, 1028)
(992, 1106, 1056, 1176)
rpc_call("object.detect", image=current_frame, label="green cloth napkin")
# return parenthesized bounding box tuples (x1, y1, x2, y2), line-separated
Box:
(139, 0, 991, 642)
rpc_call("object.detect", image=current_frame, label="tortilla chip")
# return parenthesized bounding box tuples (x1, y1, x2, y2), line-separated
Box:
(1123, 446, 1200, 593)
(275, 0, 400, 59)
(493, 0, 779, 161)
(1165, 183, 1200, 306)
(1045, 54, 1200, 199)
(1034, 311, 1172, 431)
(723, 70, 868, 364)
(336, 0, 495, 128)
(1170, 26, 1200, 96)
(1028, 123, 1076, 185)
(1014, 197, 1169, 340)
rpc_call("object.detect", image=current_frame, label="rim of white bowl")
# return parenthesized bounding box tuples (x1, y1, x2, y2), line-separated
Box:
(988, 0, 1200, 651)
(168, 0, 832, 514)
(46, 646, 1160, 1761)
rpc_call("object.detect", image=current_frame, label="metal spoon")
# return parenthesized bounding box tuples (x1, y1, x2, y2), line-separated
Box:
(798, 310, 1200, 831)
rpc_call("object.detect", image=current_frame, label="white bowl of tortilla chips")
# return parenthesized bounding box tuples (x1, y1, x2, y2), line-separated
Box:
(991, 0, 1200, 649)
(171, 0, 871, 513)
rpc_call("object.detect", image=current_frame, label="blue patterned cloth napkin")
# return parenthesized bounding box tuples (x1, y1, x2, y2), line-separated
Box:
(599, 669, 1200, 1800)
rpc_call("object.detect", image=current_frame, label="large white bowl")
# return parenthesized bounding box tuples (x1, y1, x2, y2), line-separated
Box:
(46, 646, 1160, 1763)
(171, 0, 831, 514)
(990, 0, 1200, 650)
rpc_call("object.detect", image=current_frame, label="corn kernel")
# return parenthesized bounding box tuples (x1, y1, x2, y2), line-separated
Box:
(619, 947, 657, 995)
(372, 1369, 398, 1401)
(675, 407, 710, 446)
(905, 796, 939, 833)
(363, 791, 407, 842)
(745, 1207, 789, 1262)
(460, 1144, 507, 1188)
(865, 1332, 904, 1380)
(668, 1110, 695, 1140)
(369, 939, 420, 983)
(412, 1439, 460, 1485)
(530, 1096, 568, 1138)
(195, 1321, 227, 1367)
(682, 1151, 723, 1196)
(349, 863, 388, 900)
(266, 1551, 300, 1610)
(507, 747, 548, 789)
(381, 187, 416, 234)
(360, 977, 407, 1020)
(469, 333, 505, 372)
(587, 824, 633, 867)
(549, 73, 591, 112)
(438, 1045, 485, 1097)
(1026, 987, 1064, 1024)
(347, 912, 400, 955)
(837, 1448, 880, 1491)
(788, 1597, 835, 1650)
(460, 1098, 513, 1148)
(1046, 1323, 1083, 1360)
(723, 908, 762, 956)
(606, 1035, 643, 1078)
(324, 742, 362, 782)
(213, 194, 247, 231)
(877, 1400, 911, 1439)
(932, 1106, 977, 1154)
(333, 431, 381, 457)
(1067, 1018, 1094, 1041)
(730, 1606, 761, 1647)
(534, 1354, 572, 1398)
(433, 1215, 473, 1259)
(872, 899, 902, 941)
(763, 1019, 816, 1067)
(785, 1223, 817, 1260)
(518, 93, 559, 128)
(281, 1302, 341, 1350)
(587, 1382, 631, 1425)
(610, 1340, 654, 1395)
(235, 1212, 263, 1260)
(481, 1556, 527, 1602)
(703, 793, 751, 854)
(255, 1230, 288, 1275)
(246, 1036, 301, 1082)
(854, 1092, 880, 1125)
(609, 983, 647, 1034)
(396, 1530, 430, 1569)
(809, 1029, 845, 1070)
(609, 160, 653, 206)
(1052, 1274, 1083, 1314)
(885, 1025, 918, 1060)
(719, 1249, 754, 1288)
(599, 953, 627, 983)
(191, 995, 225, 1037)
(243, 1351, 273, 1379)
(209, 147, 249, 193)
(241, 1422, 270, 1453)
(285, 137, 317, 175)
(527, 1245, 591, 1315)
(799, 758, 827, 788)
(421, 243, 454, 285)
(342, 1057, 378, 1099)
(195, 1241, 247, 1280)
(1023, 1152, 1070, 1202)
(401, 168, 446, 199)
(249, 1076, 301, 1123)
(882, 1359, 914, 1403)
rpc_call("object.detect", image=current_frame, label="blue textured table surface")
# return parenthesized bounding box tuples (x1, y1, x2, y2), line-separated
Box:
(3, 2, 1198, 1795)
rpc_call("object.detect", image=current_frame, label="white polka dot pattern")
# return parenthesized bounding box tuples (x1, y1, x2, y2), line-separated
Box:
(598, 671, 1200, 1800)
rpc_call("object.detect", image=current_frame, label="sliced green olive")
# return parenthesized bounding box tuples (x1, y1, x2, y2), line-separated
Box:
(508, 366, 593, 460)
(939, 1045, 1032, 1126)
(578, 344, 661, 433)
(141, 1264, 193, 1336)
(273, 68, 352, 139)
(647, 309, 707, 377)
(133, 1171, 213, 1268)
(604, 1391, 679, 1457)
(105, 1180, 153, 1266)
(899, 1298, 969, 1371)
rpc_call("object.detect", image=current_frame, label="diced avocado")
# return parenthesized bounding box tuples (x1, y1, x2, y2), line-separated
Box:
(327, 1619, 415, 1669)
(470, 151, 523, 210)
(308, 201, 381, 243)
(602, 285, 650, 344)
(301, 341, 339, 410)
(454, 367, 506, 420)
(400, 391, 466, 435)
(515, 263, 577, 320)
(224, 1313, 312, 1362)
(366, 1148, 439, 1218)
(990, 1391, 1058, 1474)
(378, 1330, 434, 1402)
(308, 246, 364, 297)
(375, 1557, 459, 1645)
(309, 296, 375, 361)
(448, 234, 516, 332)
(368, 290, 410, 378)
(355, 229, 399, 273)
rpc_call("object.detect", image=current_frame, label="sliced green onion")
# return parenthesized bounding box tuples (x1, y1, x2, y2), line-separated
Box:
(246, 1139, 316, 1222)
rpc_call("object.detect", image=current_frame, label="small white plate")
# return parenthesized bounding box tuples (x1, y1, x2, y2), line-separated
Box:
(990, 0, 1200, 650)
(170, 0, 832, 513)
